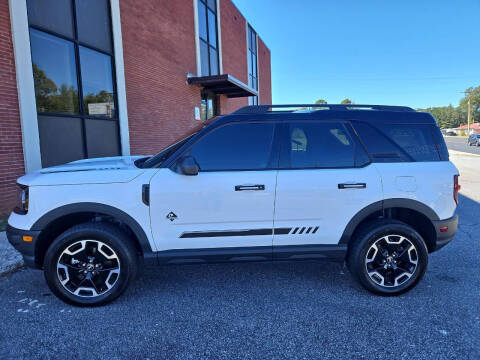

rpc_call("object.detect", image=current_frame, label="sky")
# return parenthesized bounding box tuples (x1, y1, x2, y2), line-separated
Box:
(232, 0, 480, 109)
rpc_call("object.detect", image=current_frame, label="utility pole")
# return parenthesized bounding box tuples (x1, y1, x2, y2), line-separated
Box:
(462, 90, 472, 135)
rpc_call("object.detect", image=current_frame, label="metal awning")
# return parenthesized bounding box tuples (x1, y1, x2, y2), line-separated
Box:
(187, 74, 258, 98)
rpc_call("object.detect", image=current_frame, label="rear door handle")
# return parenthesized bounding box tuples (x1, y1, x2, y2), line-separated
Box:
(235, 184, 265, 191)
(338, 183, 366, 189)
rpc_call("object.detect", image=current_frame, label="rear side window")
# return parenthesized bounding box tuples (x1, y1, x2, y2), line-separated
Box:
(282, 121, 356, 168)
(187, 122, 275, 171)
(352, 122, 441, 162)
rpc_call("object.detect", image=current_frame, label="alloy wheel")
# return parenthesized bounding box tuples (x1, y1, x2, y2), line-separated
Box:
(56, 240, 121, 297)
(364, 235, 418, 288)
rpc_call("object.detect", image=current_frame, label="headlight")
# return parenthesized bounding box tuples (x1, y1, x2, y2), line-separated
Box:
(14, 184, 29, 215)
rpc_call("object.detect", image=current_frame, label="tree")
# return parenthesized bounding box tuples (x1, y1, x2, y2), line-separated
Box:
(315, 99, 327, 104)
(340, 98, 353, 104)
(459, 86, 480, 124)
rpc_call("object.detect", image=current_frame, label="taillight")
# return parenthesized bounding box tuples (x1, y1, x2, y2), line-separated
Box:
(453, 174, 460, 205)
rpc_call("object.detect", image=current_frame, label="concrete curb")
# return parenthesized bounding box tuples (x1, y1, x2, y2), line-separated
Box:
(0, 232, 24, 277)
(449, 149, 480, 158)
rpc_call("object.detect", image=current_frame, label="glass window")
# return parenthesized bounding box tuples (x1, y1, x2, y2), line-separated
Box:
(201, 92, 216, 121)
(188, 123, 275, 171)
(80, 46, 115, 118)
(352, 122, 411, 162)
(75, 0, 113, 53)
(28, 0, 119, 167)
(285, 122, 355, 168)
(38, 116, 84, 167)
(30, 29, 79, 114)
(209, 47, 218, 76)
(27, 0, 73, 38)
(198, 0, 219, 76)
(247, 25, 258, 105)
(198, 1, 208, 41)
(375, 124, 440, 161)
(85, 119, 119, 158)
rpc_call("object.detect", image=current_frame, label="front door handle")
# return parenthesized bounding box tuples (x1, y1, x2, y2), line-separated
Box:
(338, 183, 366, 189)
(235, 184, 265, 191)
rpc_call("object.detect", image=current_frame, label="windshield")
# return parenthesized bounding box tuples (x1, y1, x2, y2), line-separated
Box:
(141, 119, 215, 168)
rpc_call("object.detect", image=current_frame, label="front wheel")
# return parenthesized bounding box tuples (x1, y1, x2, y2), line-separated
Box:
(347, 220, 428, 295)
(44, 223, 138, 306)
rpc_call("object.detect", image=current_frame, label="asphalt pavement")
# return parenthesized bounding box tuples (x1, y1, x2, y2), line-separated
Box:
(445, 136, 480, 155)
(0, 155, 479, 359)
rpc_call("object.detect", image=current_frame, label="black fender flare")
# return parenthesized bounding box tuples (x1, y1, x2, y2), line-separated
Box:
(31, 202, 153, 255)
(339, 198, 439, 244)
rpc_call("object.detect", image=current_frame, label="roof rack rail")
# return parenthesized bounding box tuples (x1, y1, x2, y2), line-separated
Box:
(233, 104, 415, 114)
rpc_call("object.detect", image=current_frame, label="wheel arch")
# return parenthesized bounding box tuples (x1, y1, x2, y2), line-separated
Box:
(340, 198, 439, 252)
(31, 202, 153, 268)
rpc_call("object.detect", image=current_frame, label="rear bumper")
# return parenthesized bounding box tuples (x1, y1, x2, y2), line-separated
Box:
(6, 225, 40, 268)
(432, 215, 458, 252)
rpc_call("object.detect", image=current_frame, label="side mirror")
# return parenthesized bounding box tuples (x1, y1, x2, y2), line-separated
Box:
(177, 156, 199, 176)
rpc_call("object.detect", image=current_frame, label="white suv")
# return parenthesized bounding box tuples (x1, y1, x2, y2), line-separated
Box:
(7, 104, 459, 306)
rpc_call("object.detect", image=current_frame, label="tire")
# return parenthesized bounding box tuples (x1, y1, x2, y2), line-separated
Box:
(44, 222, 139, 306)
(347, 219, 428, 295)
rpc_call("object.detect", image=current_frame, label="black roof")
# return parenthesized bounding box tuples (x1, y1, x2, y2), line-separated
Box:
(214, 104, 437, 125)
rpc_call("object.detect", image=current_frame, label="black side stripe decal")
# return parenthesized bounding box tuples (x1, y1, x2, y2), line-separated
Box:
(179, 227, 318, 238)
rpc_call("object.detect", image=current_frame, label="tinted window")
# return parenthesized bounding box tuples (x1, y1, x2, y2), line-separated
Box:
(75, 0, 112, 53)
(30, 29, 79, 114)
(80, 46, 115, 118)
(188, 123, 275, 171)
(284, 122, 355, 168)
(352, 122, 410, 162)
(27, 0, 73, 38)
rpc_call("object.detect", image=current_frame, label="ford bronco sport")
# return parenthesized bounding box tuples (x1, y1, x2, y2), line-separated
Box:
(7, 104, 459, 306)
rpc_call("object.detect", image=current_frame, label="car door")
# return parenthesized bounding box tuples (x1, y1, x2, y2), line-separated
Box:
(149, 121, 279, 255)
(273, 120, 383, 253)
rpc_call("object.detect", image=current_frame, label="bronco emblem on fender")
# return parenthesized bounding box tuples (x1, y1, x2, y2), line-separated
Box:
(166, 212, 178, 221)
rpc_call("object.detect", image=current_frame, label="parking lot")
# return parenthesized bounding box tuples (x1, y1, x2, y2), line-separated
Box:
(445, 136, 480, 155)
(0, 153, 479, 360)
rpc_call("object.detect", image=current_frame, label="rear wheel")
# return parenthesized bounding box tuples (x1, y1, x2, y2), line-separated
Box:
(347, 220, 428, 295)
(44, 223, 138, 306)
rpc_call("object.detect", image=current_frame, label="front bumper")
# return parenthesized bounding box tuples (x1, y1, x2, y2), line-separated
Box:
(432, 215, 458, 251)
(6, 225, 41, 268)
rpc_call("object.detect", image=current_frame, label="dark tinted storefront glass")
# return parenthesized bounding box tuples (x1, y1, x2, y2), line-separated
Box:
(30, 29, 79, 114)
(38, 116, 84, 167)
(209, 48, 218, 76)
(85, 119, 119, 158)
(75, 0, 112, 53)
(27, 0, 73, 38)
(79, 46, 115, 118)
(200, 42, 209, 76)
(189, 123, 274, 171)
(207, 10, 217, 47)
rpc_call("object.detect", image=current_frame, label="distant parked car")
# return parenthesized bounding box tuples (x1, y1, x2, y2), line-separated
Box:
(467, 134, 480, 146)
(446, 131, 457, 136)
(441, 129, 447, 135)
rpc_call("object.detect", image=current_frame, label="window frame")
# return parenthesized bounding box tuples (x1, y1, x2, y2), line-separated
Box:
(198, 0, 220, 76)
(278, 120, 370, 170)
(247, 25, 258, 105)
(27, 0, 120, 163)
(166, 121, 282, 172)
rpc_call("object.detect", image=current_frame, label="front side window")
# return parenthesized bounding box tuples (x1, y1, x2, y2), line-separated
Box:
(283, 122, 356, 168)
(247, 25, 258, 105)
(187, 123, 275, 171)
(27, 0, 119, 167)
(198, 0, 219, 76)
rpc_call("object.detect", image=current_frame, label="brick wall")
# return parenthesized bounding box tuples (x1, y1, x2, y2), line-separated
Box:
(257, 37, 272, 105)
(120, 0, 201, 155)
(0, 0, 24, 214)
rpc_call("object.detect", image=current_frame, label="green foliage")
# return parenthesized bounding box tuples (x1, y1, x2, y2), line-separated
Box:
(418, 85, 480, 129)
(340, 98, 353, 104)
(315, 99, 327, 104)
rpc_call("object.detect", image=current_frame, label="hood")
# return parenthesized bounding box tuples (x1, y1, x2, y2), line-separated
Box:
(19, 156, 150, 186)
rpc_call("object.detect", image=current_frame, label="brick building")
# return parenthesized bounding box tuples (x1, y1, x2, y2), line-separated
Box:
(0, 0, 272, 213)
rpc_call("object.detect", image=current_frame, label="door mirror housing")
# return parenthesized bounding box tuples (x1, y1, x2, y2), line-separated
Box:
(177, 156, 199, 176)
